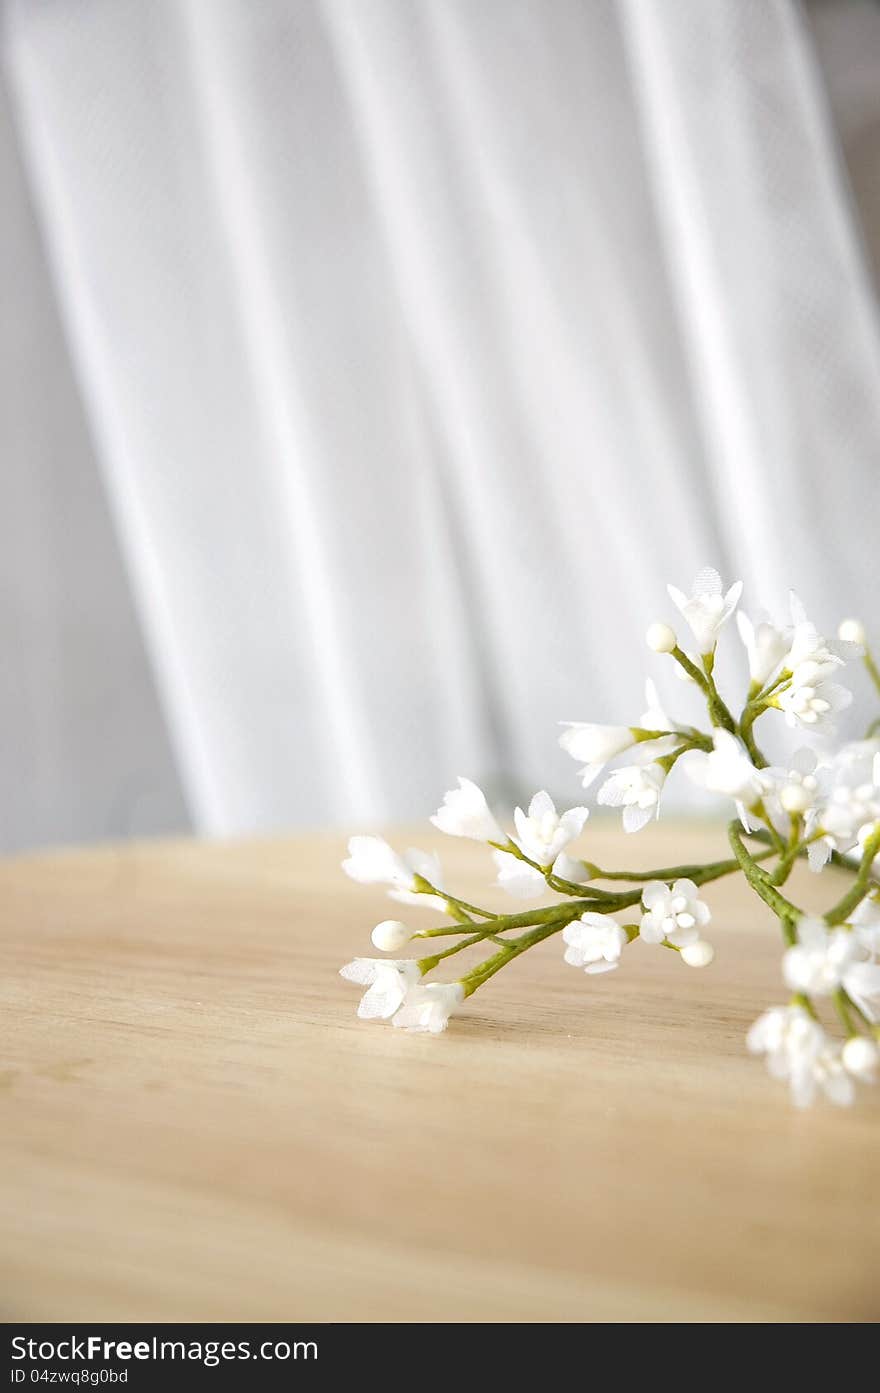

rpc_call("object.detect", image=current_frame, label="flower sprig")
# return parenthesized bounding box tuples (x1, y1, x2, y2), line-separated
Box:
(340, 567, 880, 1107)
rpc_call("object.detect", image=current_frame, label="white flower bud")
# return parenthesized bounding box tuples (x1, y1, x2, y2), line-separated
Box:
(371, 919, 411, 952)
(692, 729, 762, 801)
(842, 1035, 879, 1081)
(837, 618, 866, 646)
(558, 724, 636, 764)
(430, 777, 505, 842)
(645, 622, 677, 654)
(680, 940, 715, 967)
(780, 783, 812, 815)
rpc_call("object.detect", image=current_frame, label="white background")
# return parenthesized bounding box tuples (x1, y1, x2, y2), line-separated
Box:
(1, 0, 879, 851)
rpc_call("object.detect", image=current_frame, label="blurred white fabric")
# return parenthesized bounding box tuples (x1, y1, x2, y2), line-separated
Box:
(2, 0, 880, 843)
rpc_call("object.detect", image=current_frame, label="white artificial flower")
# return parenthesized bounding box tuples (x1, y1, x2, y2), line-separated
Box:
(843, 962, 880, 1023)
(842, 1036, 879, 1083)
(339, 958, 421, 1019)
(759, 748, 822, 817)
(491, 848, 545, 899)
(391, 982, 464, 1033)
(747, 1005, 815, 1064)
(559, 686, 677, 790)
(639, 878, 710, 946)
(770, 594, 857, 733)
(342, 836, 446, 911)
(785, 592, 857, 679)
(734, 591, 857, 709)
(562, 913, 628, 974)
(786, 639, 844, 686)
(837, 742, 880, 783)
(635, 683, 682, 759)
(680, 940, 715, 967)
(513, 790, 589, 867)
(430, 777, 504, 843)
(798, 1048, 856, 1108)
(558, 723, 636, 764)
(558, 723, 638, 789)
(857, 815, 880, 858)
(736, 610, 788, 687)
(388, 848, 447, 911)
(782, 918, 880, 1019)
(597, 762, 666, 833)
(640, 678, 672, 731)
(645, 622, 677, 653)
(747, 1005, 853, 1108)
(782, 919, 860, 995)
(838, 618, 867, 647)
(806, 836, 834, 873)
(851, 896, 880, 956)
(553, 850, 590, 884)
(371, 919, 411, 952)
(667, 567, 743, 655)
(342, 835, 410, 886)
(492, 845, 589, 899)
(776, 671, 852, 731)
(808, 741, 880, 870)
(690, 729, 763, 804)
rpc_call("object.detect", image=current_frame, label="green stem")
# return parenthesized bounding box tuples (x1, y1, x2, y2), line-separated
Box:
(460, 920, 570, 997)
(672, 647, 735, 732)
(841, 987, 877, 1035)
(494, 841, 620, 902)
(657, 742, 698, 776)
(545, 871, 618, 900)
(727, 821, 802, 944)
(833, 989, 856, 1038)
(585, 850, 774, 883)
(737, 703, 769, 768)
(671, 645, 707, 688)
(458, 842, 765, 996)
(419, 846, 779, 1014)
(824, 825, 880, 925)
(701, 653, 738, 734)
(445, 903, 475, 925)
(422, 834, 783, 952)
(750, 801, 786, 854)
(745, 829, 880, 888)
(413, 901, 593, 940)
(829, 847, 880, 886)
(413, 875, 499, 922)
(864, 646, 880, 698)
(790, 991, 819, 1021)
(418, 930, 509, 973)
(769, 819, 806, 886)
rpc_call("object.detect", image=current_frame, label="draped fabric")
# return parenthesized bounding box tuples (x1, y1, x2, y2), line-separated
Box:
(4, 0, 879, 839)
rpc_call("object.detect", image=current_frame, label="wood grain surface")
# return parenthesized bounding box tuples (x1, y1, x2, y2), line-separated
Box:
(1, 821, 877, 1322)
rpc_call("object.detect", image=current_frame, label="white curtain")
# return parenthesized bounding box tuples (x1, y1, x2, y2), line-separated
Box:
(4, 0, 880, 838)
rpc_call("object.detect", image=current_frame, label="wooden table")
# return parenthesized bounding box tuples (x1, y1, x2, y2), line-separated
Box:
(1, 822, 877, 1322)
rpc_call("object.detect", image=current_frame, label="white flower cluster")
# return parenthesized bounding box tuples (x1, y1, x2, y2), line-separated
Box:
(339, 567, 880, 1109)
(339, 958, 464, 1034)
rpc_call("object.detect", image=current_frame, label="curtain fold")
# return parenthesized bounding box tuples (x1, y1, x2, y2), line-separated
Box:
(4, 0, 879, 835)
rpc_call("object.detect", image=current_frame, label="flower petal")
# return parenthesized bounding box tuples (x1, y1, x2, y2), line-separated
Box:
(623, 804, 653, 833)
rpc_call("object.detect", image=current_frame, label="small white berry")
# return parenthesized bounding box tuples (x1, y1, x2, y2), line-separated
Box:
(837, 618, 866, 646)
(646, 622, 677, 654)
(371, 919, 411, 952)
(780, 783, 811, 814)
(842, 1035, 879, 1081)
(680, 940, 715, 967)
